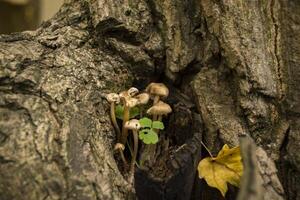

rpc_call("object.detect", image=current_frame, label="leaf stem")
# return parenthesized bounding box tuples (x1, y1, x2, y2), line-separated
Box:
(201, 141, 214, 158)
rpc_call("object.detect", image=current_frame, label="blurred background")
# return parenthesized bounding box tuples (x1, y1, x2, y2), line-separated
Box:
(0, 0, 64, 34)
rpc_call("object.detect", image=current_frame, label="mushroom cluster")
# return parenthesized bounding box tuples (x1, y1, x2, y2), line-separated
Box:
(105, 83, 172, 184)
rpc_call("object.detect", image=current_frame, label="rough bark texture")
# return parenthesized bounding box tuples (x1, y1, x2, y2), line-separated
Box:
(238, 135, 284, 200)
(0, 0, 300, 199)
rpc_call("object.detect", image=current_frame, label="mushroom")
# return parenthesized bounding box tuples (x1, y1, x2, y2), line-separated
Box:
(136, 93, 150, 105)
(107, 93, 128, 167)
(146, 83, 169, 105)
(135, 93, 150, 118)
(119, 90, 139, 144)
(147, 100, 172, 122)
(126, 97, 139, 108)
(127, 87, 139, 97)
(124, 119, 141, 184)
(114, 143, 128, 167)
(106, 93, 121, 140)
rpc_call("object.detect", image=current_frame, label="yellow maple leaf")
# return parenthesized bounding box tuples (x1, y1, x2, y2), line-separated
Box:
(197, 144, 243, 197)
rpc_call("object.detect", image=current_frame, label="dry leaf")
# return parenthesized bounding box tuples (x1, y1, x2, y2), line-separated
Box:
(198, 144, 243, 197)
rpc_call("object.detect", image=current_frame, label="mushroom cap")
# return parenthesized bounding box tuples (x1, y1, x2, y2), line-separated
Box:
(126, 98, 139, 108)
(136, 93, 150, 105)
(114, 143, 125, 151)
(128, 87, 139, 97)
(119, 90, 129, 100)
(106, 93, 120, 104)
(124, 119, 141, 130)
(147, 101, 172, 115)
(146, 83, 169, 98)
(119, 90, 139, 108)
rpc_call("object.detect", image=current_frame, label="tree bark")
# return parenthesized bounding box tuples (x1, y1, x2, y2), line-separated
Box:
(0, 0, 299, 200)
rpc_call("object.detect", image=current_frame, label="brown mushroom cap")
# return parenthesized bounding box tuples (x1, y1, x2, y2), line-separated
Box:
(106, 93, 120, 104)
(114, 143, 125, 151)
(126, 98, 139, 108)
(124, 119, 141, 130)
(119, 90, 129, 100)
(119, 90, 138, 108)
(136, 93, 150, 105)
(146, 83, 169, 98)
(147, 101, 172, 116)
(119, 91, 128, 107)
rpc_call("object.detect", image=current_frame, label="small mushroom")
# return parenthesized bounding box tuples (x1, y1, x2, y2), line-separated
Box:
(114, 143, 128, 167)
(126, 97, 139, 108)
(127, 87, 139, 97)
(124, 119, 141, 130)
(147, 100, 172, 122)
(119, 90, 139, 144)
(106, 93, 121, 140)
(119, 90, 129, 100)
(136, 93, 150, 105)
(114, 143, 125, 151)
(124, 119, 141, 184)
(146, 83, 169, 105)
(135, 93, 150, 118)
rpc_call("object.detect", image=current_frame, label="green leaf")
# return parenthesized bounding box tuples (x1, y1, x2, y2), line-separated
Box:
(138, 129, 148, 140)
(152, 121, 164, 130)
(130, 107, 140, 119)
(139, 129, 159, 144)
(115, 105, 140, 120)
(115, 105, 124, 120)
(139, 117, 152, 128)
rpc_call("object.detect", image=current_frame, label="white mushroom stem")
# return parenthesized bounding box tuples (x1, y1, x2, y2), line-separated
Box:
(153, 95, 160, 105)
(110, 102, 121, 141)
(157, 115, 162, 121)
(129, 130, 139, 184)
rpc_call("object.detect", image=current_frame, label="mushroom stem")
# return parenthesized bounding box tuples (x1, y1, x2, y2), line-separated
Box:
(153, 115, 157, 121)
(157, 115, 162, 121)
(119, 149, 128, 167)
(152, 96, 160, 120)
(153, 95, 160, 105)
(114, 143, 128, 168)
(139, 106, 144, 118)
(121, 105, 130, 144)
(129, 130, 139, 184)
(154, 115, 163, 134)
(110, 103, 121, 141)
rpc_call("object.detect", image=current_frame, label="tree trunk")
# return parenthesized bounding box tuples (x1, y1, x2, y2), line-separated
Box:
(0, 0, 299, 199)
